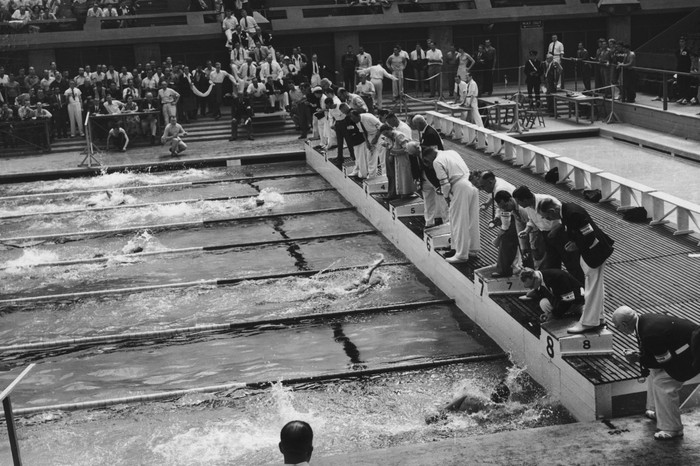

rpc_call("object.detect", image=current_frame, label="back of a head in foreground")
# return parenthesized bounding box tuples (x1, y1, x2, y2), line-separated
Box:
(280, 420, 314, 463)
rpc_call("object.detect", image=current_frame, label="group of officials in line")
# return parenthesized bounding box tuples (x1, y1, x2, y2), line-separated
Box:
(318, 111, 700, 442)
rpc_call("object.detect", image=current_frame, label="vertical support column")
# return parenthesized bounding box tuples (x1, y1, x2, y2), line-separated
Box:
(3, 397, 21, 466)
(134, 44, 161, 68)
(519, 23, 543, 67)
(607, 15, 631, 46)
(334, 31, 360, 87)
(28, 49, 56, 71)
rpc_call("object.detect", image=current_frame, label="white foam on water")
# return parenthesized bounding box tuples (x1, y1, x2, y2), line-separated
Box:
(84, 190, 137, 208)
(120, 230, 168, 255)
(1, 168, 219, 196)
(151, 383, 321, 465)
(2, 248, 60, 270)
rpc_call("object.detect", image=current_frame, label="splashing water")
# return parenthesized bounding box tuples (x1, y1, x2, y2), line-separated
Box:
(120, 231, 168, 255)
(0, 168, 219, 196)
(151, 383, 321, 465)
(84, 190, 137, 208)
(2, 248, 60, 269)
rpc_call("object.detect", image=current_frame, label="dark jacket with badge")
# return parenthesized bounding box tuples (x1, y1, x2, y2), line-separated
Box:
(419, 125, 443, 188)
(560, 202, 614, 268)
(537, 269, 584, 317)
(638, 313, 700, 382)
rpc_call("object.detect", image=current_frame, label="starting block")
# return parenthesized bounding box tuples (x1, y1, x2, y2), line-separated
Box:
(363, 176, 389, 195)
(342, 164, 356, 177)
(474, 265, 527, 296)
(390, 197, 424, 220)
(424, 223, 451, 252)
(541, 318, 614, 358)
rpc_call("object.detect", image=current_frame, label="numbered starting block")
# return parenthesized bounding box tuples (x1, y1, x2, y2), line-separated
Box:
(424, 223, 451, 252)
(541, 318, 614, 357)
(363, 176, 389, 195)
(390, 197, 425, 220)
(474, 265, 527, 295)
(342, 164, 357, 177)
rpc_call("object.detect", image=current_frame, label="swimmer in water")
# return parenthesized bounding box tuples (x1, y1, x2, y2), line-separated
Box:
(425, 379, 510, 424)
(343, 255, 384, 291)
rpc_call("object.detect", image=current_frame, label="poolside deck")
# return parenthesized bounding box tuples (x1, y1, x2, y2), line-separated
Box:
(306, 123, 700, 420)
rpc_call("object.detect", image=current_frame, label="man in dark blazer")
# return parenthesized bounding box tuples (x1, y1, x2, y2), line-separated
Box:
(520, 267, 584, 322)
(412, 114, 446, 228)
(539, 199, 613, 334)
(613, 306, 700, 440)
(523, 50, 542, 106)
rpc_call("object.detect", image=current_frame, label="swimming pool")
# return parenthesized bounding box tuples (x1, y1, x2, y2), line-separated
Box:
(0, 161, 574, 465)
(532, 135, 700, 204)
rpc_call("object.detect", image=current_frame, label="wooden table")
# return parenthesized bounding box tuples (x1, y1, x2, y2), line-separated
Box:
(483, 99, 524, 134)
(552, 94, 603, 124)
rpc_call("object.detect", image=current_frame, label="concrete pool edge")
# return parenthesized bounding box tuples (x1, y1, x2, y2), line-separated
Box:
(305, 142, 698, 423)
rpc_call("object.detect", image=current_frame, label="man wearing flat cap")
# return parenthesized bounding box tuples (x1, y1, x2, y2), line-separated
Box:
(613, 306, 700, 441)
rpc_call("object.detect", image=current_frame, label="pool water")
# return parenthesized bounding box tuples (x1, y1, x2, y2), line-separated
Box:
(0, 161, 574, 464)
(535, 136, 700, 204)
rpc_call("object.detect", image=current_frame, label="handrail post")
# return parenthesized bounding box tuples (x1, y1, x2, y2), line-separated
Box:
(1, 364, 35, 466)
(3, 397, 21, 466)
(662, 71, 668, 111)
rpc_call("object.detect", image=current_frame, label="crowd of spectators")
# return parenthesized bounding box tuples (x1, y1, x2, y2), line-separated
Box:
(0, 0, 141, 31)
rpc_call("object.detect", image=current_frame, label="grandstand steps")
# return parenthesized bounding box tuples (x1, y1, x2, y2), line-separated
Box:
(2, 110, 297, 157)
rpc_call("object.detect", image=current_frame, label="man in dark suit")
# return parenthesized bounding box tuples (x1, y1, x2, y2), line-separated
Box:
(412, 114, 446, 228)
(613, 306, 700, 440)
(520, 267, 584, 322)
(539, 199, 614, 334)
(523, 50, 542, 106)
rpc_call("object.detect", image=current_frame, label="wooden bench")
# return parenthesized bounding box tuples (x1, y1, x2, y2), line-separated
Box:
(443, 115, 470, 141)
(425, 110, 450, 136)
(648, 191, 700, 241)
(592, 172, 657, 212)
(553, 156, 603, 190)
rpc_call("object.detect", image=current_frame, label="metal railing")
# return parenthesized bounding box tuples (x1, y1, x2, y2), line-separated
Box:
(1, 364, 36, 466)
(561, 57, 700, 111)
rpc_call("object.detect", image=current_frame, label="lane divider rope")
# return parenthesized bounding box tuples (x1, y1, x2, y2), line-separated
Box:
(0, 206, 355, 243)
(0, 299, 454, 353)
(0, 260, 412, 304)
(12, 353, 508, 416)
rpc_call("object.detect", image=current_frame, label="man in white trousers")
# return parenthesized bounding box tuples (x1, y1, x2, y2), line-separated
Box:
(464, 73, 483, 127)
(358, 64, 397, 110)
(423, 147, 480, 262)
(64, 80, 84, 137)
(548, 34, 565, 88)
(348, 110, 381, 178)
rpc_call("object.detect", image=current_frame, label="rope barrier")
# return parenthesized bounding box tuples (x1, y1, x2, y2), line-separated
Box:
(403, 71, 441, 82)
(12, 353, 508, 415)
(0, 172, 319, 202)
(0, 260, 412, 304)
(0, 299, 454, 353)
(0, 206, 355, 244)
(0, 229, 376, 270)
